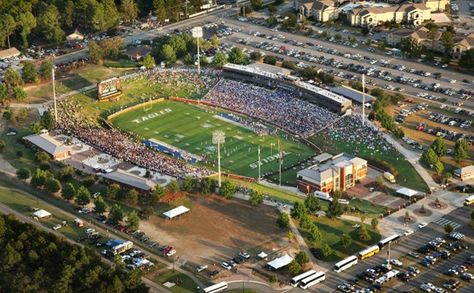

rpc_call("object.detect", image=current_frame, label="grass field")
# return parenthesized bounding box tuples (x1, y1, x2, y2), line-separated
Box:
(111, 100, 315, 178)
(155, 272, 199, 293)
(301, 217, 381, 262)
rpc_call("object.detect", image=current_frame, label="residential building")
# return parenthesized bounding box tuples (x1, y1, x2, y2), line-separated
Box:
(296, 153, 368, 193)
(123, 45, 152, 61)
(295, 0, 338, 21)
(347, 3, 431, 27)
(423, 0, 450, 12)
(454, 165, 474, 181)
(452, 33, 474, 59)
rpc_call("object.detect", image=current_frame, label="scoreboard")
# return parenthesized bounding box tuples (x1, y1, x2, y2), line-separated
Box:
(97, 77, 122, 100)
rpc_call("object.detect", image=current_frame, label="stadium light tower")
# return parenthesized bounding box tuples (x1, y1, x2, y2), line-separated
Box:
(362, 74, 366, 127)
(212, 130, 225, 188)
(192, 26, 203, 75)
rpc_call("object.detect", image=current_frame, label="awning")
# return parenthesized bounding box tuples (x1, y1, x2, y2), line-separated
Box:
(266, 253, 293, 270)
(33, 209, 51, 218)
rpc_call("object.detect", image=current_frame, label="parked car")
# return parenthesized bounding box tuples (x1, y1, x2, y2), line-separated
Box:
(221, 262, 232, 270)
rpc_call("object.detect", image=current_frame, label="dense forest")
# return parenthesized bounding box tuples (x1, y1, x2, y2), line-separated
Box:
(0, 214, 149, 292)
(0, 0, 206, 48)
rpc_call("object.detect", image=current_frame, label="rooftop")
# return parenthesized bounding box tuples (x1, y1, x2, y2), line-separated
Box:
(102, 168, 155, 191)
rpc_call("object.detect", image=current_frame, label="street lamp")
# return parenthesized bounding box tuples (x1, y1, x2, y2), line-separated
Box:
(191, 26, 203, 74)
(212, 130, 225, 188)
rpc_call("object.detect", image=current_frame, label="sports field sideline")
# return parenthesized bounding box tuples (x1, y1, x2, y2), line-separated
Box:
(110, 100, 315, 178)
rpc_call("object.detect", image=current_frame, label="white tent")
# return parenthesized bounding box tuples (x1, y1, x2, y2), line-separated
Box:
(33, 209, 51, 219)
(162, 206, 190, 219)
(396, 187, 419, 198)
(266, 254, 293, 270)
(257, 251, 268, 259)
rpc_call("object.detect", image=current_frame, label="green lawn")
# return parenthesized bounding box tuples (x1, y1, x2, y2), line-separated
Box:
(301, 217, 381, 262)
(0, 129, 37, 170)
(155, 271, 200, 293)
(111, 100, 315, 178)
(311, 134, 429, 192)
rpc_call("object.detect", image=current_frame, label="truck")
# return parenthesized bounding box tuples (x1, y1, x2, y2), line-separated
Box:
(384, 172, 396, 183)
(314, 191, 333, 202)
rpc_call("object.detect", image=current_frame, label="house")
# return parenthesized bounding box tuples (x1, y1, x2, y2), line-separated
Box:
(451, 33, 474, 59)
(0, 47, 20, 60)
(294, 0, 338, 21)
(123, 45, 152, 61)
(423, 0, 450, 12)
(66, 29, 84, 42)
(23, 132, 72, 160)
(454, 165, 474, 181)
(296, 153, 368, 193)
(347, 3, 431, 27)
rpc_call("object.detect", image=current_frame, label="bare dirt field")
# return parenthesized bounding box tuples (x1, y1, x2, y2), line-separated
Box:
(139, 195, 287, 265)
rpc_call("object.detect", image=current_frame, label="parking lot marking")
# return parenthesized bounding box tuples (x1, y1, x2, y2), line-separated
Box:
(433, 217, 462, 230)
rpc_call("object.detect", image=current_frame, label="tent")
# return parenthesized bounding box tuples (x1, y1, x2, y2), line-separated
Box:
(266, 254, 293, 270)
(396, 187, 419, 198)
(162, 206, 190, 219)
(257, 251, 268, 259)
(33, 209, 51, 219)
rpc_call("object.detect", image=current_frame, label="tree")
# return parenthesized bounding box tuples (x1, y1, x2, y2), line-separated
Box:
(13, 87, 27, 101)
(371, 218, 378, 229)
(308, 224, 321, 242)
(106, 183, 121, 200)
(89, 41, 104, 64)
(40, 111, 55, 130)
(161, 44, 176, 65)
(434, 160, 444, 175)
(45, 178, 61, 194)
(35, 151, 50, 164)
(440, 31, 454, 52)
(16, 168, 30, 180)
(444, 223, 453, 234)
(268, 5, 277, 14)
(153, 0, 167, 21)
(151, 185, 164, 204)
(143, 54, 155, 69)
(0, 14, 16, 48)
(126, 211, 140, 230)
(183, 176, 194, 192)
(219, 181, 236, 199)
(320, 242, 333, 258)
(109, 204, 124, 224)
(304, 194, 321, 213)
(251, 0, 264, 10)
(201, 177, 213, 195)
(421, 148, 439, 166)
(340, 233, 352, 248)
(211, 34, 219, 47)
(269, 275, 278, 283)
(431, 137, 447, 157)
(291, 201, 308, 221)
(228, 47, 247, 65)
(400, 37, 422, 58)
(120, 0, 139, 23)
(94, 196, 107, 214)
(22, 61, 38, 83)
(263, 55, 277, 65)
(76, 186, 91, 206)
(249, 190, 264, 206)
(126, 189, 139, 206)
(167, 180, 180, 194)
(358, 225, 372, 241)
(453, 139, 468, 163)
(327, 194, 344, 218)
(288, 260, 302, 275)
(459, 49, 474, 69)
(295, 251, 309, 265)
(38, 5, 65, 44)
(0, 84, 7, 103)
(39, 61, 53, 80)
(213, 52, 228, 68)
(4, 68, 22, 88)
(62, 183, 76, 200)
(59, 166, 74, 180)
(250, 51, 262, 61)
(31, 169, 47, 188)
(277, 212, 290, 229)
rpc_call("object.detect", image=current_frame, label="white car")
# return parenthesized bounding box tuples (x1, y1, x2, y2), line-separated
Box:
(390, 259, 403, 267)
(239, 252, 250, 259)
(221, 262, 232, 270)
(166, 249, 176, 257)
(418, 222, 428, 229)
(420, 282, 435, 292)
(404, 229, 414, 236)
(197, 265, 208, 272)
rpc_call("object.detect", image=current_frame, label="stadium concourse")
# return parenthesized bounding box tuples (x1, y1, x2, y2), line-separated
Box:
(54, 66, 347, 179)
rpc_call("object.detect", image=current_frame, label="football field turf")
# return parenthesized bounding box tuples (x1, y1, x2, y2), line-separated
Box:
(110, 100, 315, 178)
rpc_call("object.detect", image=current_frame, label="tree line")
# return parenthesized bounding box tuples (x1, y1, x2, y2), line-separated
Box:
(0, 0, 206, 48)
(0, 214, 148, 292)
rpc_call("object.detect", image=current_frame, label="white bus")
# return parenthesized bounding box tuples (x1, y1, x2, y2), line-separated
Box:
(203, 282, 228, 293)
(299, 271, 325, 289)
(464, 194, 474, 206)
(290, 269, 316, 287)
(334, 255, 358, 273)
(378, 234, 401, 249)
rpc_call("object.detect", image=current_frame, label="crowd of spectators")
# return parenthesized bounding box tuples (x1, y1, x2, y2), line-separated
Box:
(203, 79, 338, 138)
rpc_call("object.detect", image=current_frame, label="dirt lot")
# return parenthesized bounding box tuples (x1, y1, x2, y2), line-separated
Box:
(139, 195, 287, 265)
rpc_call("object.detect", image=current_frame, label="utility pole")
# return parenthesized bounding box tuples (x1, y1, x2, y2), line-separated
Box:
(362, 74, 365, 127)
(258, 146, 261, 183)
(52, 65, 58, 121)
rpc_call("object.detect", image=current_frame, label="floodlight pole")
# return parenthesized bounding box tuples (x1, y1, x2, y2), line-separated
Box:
(192, 27, 202, 75)
(197, 36, 200, 75)
(278, 140, 282, 186)
(258, 146, 261, 183)
(213, 131, 225, 188)
(52, 65, 58, 121)
(362, 74, 365, 127)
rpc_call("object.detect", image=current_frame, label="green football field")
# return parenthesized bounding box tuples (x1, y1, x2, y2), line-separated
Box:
(110, 100, 315, 178)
